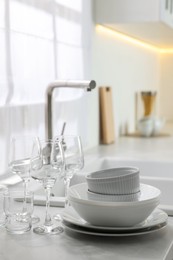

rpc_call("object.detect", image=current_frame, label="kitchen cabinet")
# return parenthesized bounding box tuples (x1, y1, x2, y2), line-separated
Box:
(94, 0, 173, 48)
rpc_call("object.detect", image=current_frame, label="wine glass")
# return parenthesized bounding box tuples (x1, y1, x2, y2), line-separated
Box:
(30, 139, 65, 235)
(9, 135, 40, 224)
(54, 135, 84, 221)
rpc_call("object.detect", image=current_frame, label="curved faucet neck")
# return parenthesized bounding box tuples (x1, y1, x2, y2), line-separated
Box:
(45, 80, 96, 139)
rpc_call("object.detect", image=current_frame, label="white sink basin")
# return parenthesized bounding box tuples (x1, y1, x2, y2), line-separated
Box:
(33, 156, 173, 213)
(73, 157, 173, 216)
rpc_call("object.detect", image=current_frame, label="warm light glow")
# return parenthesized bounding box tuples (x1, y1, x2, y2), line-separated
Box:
(96, 24, 173, 54)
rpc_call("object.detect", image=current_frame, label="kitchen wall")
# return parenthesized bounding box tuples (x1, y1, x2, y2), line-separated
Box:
(90, 25, 161, 146)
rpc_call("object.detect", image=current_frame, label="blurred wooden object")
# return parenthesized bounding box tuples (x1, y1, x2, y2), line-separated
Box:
(99, 86, 115, 144)
(141, 91, 157, 116)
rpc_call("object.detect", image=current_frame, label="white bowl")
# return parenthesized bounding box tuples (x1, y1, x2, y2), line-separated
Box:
(137, 117, 153, 137)
(86, 167, 140, 195)
(152, 118, 165, 135)
(138, 116, 165, 137)
(87, 189, 140, 202)
(68, 183, 160, 227)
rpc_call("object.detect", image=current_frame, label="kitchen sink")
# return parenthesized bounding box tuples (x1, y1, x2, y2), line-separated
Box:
(31, 156, 173, 213)
(72, 157, 173, 216)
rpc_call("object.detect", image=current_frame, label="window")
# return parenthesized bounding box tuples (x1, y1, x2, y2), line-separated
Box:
(0, 0, 92, 174)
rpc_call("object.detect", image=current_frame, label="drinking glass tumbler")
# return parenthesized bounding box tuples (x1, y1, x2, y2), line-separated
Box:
(4, 191, 34, 234)
(9, 135, 40, 224)
(0, 185, 8, 227)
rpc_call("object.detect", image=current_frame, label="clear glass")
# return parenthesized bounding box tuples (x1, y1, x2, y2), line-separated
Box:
(31, 139, 64, 235)
(9, 135, 40, 224)
(0, 185, 8, 227)
(4, 190, 34, 234)
(53, 135, 84, 221)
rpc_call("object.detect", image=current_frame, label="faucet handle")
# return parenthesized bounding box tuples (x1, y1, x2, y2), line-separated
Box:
(60, 122, 66, 135)
(54, 122, 67, 151)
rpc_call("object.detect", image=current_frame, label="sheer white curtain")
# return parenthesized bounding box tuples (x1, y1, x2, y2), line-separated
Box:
(0, 0, 93, 175)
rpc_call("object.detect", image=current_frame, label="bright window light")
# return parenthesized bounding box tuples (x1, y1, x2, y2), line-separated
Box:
(55, 0, 82, 11)
(0, 0, 5, 28)
(56, 17, 82, 46)
(10, 1, 53, 39)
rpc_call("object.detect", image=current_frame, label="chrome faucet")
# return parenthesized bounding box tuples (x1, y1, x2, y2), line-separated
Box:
(45, 80, 96, 139)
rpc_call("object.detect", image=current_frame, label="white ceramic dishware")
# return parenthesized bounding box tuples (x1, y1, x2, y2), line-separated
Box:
(137, 116, 165, 137)
(63, 219, 167, 237)
(68, 183, 160, 227)
(87, 189, 140, 202)
(137, 117, 154, 137)
(63, 206, 167, 231)
(62, 207, 167, 236)
(86, 167, 140, 195)
(152, 117, 165, 135)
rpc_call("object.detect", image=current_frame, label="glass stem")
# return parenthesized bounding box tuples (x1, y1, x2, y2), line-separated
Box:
(64, 177, 70, 208)
(23, 179, 28, 213)
(44, 188, 52, 226)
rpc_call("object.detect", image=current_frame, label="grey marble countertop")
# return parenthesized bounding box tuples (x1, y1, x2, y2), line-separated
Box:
(1, 136, 173, 260)
(0, 204, 173, 260)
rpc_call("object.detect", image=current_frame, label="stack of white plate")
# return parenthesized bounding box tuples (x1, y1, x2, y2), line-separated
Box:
(67, 183, 160, 227)
(63, 167, 168, 236)
(62, 206, 167, 237)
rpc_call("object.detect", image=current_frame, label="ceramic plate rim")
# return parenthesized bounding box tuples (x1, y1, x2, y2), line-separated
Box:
(63, 220, 167, 237)
(68, 183, 160, 206)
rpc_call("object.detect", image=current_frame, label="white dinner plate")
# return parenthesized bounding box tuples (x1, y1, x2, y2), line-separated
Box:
(62, 207, 168, 232)
(63, 219, 167, 237)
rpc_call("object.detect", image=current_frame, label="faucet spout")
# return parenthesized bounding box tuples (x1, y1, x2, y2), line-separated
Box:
(45, 80, 96, 140)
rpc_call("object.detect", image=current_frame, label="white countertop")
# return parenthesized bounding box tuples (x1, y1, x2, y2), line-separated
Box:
(84, 136, 173, 162)
(0, 205, 173, 260)
(1, 136, 173, 260)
